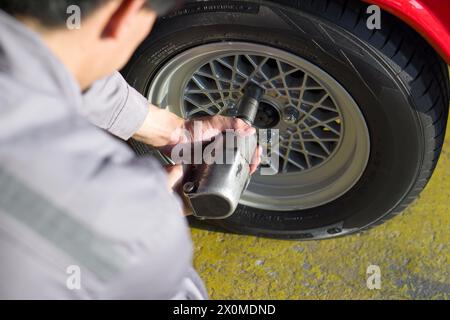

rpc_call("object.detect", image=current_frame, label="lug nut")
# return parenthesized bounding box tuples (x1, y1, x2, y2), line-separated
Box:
(283, 106, 299, 124)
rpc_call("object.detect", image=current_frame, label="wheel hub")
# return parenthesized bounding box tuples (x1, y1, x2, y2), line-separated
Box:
(254, 100, 281, 129)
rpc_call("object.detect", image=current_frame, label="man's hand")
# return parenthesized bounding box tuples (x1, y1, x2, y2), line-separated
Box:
(133, 105, 185, 148)
(183, 116, 262, 175)
(165, 164, 193, 216)
(134, 105, 263, 216)
(165, 164, 183, 191)
(133, 105, 262, 174)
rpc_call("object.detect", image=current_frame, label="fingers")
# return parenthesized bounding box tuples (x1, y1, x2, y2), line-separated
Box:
(185, 115, 255, 142)
(165, 164, 183, 191)
(232, 118, 255, 134)
(214, 115, 252, 132)
(181, 203, 193, 217)
(183, 115, 262, 175)
(235, 123, 256, 137)
(214, 115, 261, 175)
(165, 165, 194, 216)
(250, 145, 263, 175)
(215, 116, 255, 136)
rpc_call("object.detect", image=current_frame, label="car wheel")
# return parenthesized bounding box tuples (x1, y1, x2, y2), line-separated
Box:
(122, 0, 449, 239)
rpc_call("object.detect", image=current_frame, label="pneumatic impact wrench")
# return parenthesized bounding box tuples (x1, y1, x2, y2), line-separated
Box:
(182, 83, 265, 219)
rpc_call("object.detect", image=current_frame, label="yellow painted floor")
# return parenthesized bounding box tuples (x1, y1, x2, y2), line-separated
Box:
(192, 118, 450, 300)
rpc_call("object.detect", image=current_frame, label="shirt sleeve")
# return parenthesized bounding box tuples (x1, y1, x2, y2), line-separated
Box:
(80, 72, 149, 140)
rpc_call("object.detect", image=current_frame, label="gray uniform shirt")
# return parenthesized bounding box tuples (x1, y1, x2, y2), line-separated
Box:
(0, 10, 206, 300)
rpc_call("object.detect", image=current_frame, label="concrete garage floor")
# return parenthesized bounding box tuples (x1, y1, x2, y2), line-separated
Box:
(191, 119, 450, 300)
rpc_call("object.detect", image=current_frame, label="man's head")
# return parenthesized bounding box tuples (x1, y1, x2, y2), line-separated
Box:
(0, 0, 180, 89)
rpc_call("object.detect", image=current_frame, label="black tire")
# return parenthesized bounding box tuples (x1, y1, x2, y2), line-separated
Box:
(122, 0, 449, 239)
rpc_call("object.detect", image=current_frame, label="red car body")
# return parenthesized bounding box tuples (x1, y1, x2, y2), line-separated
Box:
(364, 0, 450, 64)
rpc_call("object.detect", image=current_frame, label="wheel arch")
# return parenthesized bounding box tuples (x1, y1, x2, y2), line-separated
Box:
(363, 0, 450, 65)
(258, 0, 450, 64)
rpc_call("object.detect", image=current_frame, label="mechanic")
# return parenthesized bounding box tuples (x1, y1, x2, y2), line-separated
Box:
(0, 0, 259, 299)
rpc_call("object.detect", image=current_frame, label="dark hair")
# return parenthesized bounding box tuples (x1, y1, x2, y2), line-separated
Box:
(0, 0, 180, 27)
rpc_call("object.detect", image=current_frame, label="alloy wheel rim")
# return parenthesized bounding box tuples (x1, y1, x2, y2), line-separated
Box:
(148, 42, 370, 210)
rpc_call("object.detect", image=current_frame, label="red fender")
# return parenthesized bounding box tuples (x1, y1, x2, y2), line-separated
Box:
(364, 0, 450, 64)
